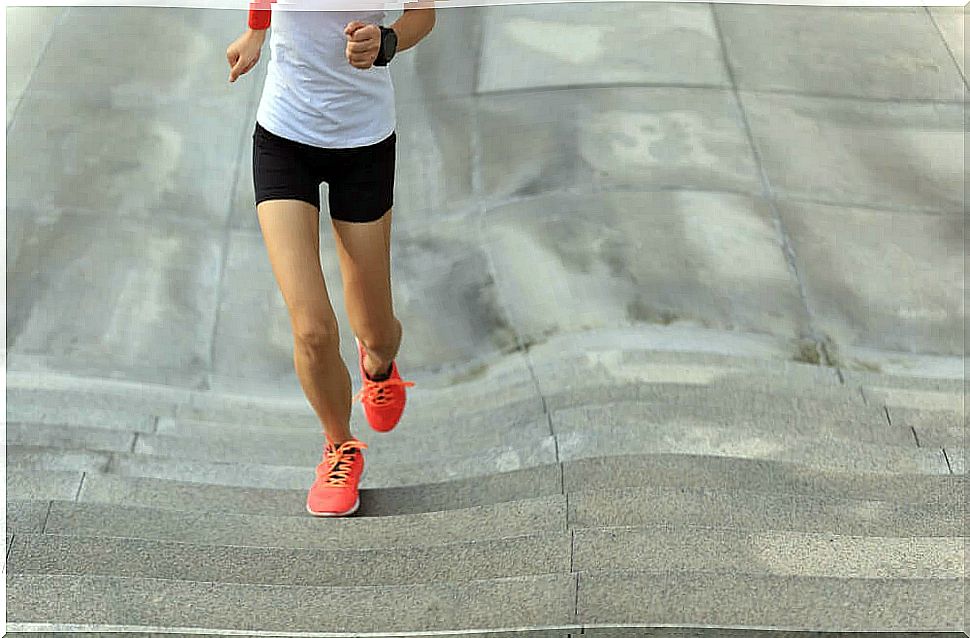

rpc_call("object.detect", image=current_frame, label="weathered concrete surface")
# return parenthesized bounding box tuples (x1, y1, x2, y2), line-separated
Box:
(7, 3, 964, 388)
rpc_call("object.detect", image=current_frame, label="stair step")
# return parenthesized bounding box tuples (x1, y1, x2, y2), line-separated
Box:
(888, 406, 965, 447)
(7, 451, 963, 518)
(862, 386, 964, 412)
(24, 480, 957, 552)
(551, 401, 912, 447)
(556, 428, 947, 475)
(5, 403, 157, 433)
(5, 422, 137, 454)
(7, 530, 570, 586)
(34, 495, 566, 548)
(567, 486, 961, 537)
(571, 526, 961, 579)
(5, 572, 578, 633)
(7, 569, 962, 632)
(131, 425, 553, 467)
(576, 569, 962, 630)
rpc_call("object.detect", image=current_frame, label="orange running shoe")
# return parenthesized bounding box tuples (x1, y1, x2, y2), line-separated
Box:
(353, 336, 415, 433)
(306, 437, 368, 517)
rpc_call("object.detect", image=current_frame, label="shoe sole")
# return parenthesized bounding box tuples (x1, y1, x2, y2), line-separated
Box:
(305, 465, 365, 518)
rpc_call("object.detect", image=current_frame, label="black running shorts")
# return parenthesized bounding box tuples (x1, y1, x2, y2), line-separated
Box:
(252, 121, 396, 223)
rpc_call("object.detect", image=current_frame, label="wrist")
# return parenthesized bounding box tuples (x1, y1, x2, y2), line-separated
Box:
(247, 27, 268, 39)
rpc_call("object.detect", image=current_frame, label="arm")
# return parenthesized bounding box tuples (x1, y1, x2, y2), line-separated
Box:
(387, 7, 435, 53)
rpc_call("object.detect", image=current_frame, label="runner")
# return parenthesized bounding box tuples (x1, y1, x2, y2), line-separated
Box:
(226, 1, 435, 517)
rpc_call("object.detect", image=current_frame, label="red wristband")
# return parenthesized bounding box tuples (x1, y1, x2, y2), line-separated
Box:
(248, 0, 273, 30)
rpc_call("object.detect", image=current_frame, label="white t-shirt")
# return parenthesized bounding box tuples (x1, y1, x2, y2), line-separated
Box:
(255, 9, 396, 149)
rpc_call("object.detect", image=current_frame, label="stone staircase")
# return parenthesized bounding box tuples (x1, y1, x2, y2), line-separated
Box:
(4, 340, 966, 635)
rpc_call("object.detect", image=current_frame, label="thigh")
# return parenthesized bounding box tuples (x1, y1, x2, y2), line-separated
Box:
(257, 198, 337, 336)
(324, 131, 395, 224)
(330, 209, 395, 335)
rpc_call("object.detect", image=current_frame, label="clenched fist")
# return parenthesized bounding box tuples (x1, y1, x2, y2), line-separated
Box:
(344, 21, 381, 69)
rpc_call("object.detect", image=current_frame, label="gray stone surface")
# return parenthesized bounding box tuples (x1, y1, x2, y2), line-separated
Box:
(44, 496, 567, 549)
(563, 454, 965, 507)
(6, 445, 112, 474)
(6, 501, 51, 533)
(479, 87, 763, 202)
(557, 427, 947, 475)
(5, 381, 185, 418)
(930, 6, 966, 77)
(551, 401, 913, 447)
(6, 469, 83, 502)
(842, 369, 965, 392)
(477, 2, 729, 92)
(715, 5, 965, 100)
(5, 404, 156, 433)
(10, 531, 570, 586)
(889, 406, 965, 448)
(741, 92, 963, 214)
(135, 424, 553, 467)
(573, 526, 962, 578)
(782, 203, 964, 356)
(943, 447, 964, 475)
(5, 7, 65, 127)
(483, 191, 808, 343)
(6, 572, 578, 632)
(863, 386, 964, 412)
(5, 423, 136, 454)
(77, 464, 562, 516)
(577, 570, 963, 629)
(568, 486, 962, 537)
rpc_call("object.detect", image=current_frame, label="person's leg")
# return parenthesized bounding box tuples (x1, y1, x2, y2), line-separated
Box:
(256, 198, 354, 445)
(330, 209, 402, 379)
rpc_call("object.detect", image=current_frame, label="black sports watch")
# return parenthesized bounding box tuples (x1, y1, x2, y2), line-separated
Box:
(374, 26, 398, 66)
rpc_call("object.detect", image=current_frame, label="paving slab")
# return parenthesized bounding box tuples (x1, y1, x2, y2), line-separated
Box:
(740, 92, 963, 213)
(573, 526, 962, 579)
(943, 447, 964, 475)
(6, 469, 83, 502)
(9, 632, 573, 638)
(581, 631, 962, 638)
(563, 454, 965, 507)
(9, 530, 571, 586)
(4, 403, 156, 433)
(5, 422, 136, 453)
(44, 496, 567, 549)
(780, 202, 964, 355)
(5, 6, 65, 128)
(6, 501, 51, 533)
(889, 407, 966, 448)
(556, 426, 946, 475)
(929, 6, 966, 77)
(6, 572, 578, 633)
(477, 2, 728, 92)
(568, 486, 961, 537)
(478, 88, 762, 202)
(483, 191, 806, 344)
(577, 569, 962, 630)
(78, 464, 562, 516)
(715, 5, 964, 100)
(551, 402, 913, 447)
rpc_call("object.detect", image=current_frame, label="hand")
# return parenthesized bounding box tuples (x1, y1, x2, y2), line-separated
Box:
(226, 30, 265, 83)
(344, 21, 381, 69)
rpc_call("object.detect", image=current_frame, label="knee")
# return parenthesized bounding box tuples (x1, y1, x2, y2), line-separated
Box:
(292, 317, 340, 352)
(357, 317, 401, 352)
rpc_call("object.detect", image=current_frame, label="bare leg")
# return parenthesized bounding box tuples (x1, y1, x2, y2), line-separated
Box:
(330, 208, 402, 377)
(256, 198, 354, 445)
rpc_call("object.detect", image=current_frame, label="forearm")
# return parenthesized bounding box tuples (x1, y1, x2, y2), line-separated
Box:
(388, 8, 434, 53)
